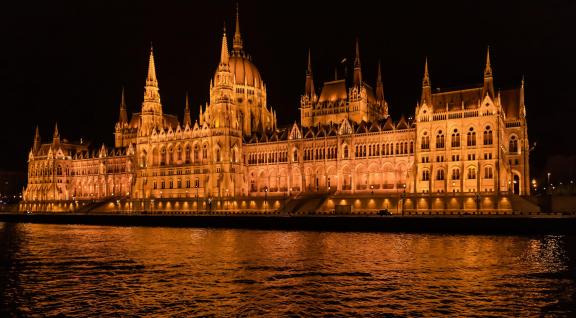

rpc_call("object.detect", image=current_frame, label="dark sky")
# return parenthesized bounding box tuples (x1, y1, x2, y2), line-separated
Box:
(1, 0, 575, 175)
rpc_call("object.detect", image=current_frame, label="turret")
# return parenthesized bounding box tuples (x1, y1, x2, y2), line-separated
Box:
(420, 57, 432, 106)
(304, 49, 316, 100)
(183, 92, 192, 127)
(482, 46, 495, 98)
(118, 87, 128, 124)
(33, 125, 41, 151)
(232, 4, 244, 55)
(52, 123, 60, 146)
(353, 38, 362, 87)
(140, 44, 164, 133)
(376, 60, 384, 103)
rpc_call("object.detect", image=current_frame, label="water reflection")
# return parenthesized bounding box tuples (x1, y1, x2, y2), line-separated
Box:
(0, 223, 574, 316)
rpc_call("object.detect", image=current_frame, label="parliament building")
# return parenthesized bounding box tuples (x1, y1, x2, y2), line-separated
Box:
(22, 10, 532, 214)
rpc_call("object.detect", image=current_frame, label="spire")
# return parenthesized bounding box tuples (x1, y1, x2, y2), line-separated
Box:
(482, 46, 495, 98)
(220, 24, 230, 65)
(33, 125, 41, 150)
(232, 3, 243, 54)
(52, 123, 60, 145)
(484, 46, 492, 77)
(376, 60, 384, 103)
(119, 87, 128, 124)
(421, 57, 432, 106)
(304, 49, 316, 99)
(144, 44, 161, 104)
(146, 45, 158, 87)
(183, 92, 192, 127)
(353, 37, 362, 86)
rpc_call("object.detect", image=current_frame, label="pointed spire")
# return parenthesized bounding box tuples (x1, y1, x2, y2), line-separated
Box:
(423, 57, 430, 87)
(119, 87, 128, 124)
(52, 123, 60, 145)
(421, 57, 432, 106)
(353, 37, 362, 86)
(484, 46, 492, 77)
(520, 75, 525, 108)
(305, 49, 316, 99)
(143, 44, 161, 104)
(33, 125, 41, 150)
(220, 24, 229, 65)
(482, 46, 495, 98)
(146, 44, 158, 87)
(376, 60, 384, 103)
(232, 3, 243, 54)
(183, 92, 192, 127)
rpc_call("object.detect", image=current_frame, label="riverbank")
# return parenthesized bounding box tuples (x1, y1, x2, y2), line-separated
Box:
(1, 212, 575, 234)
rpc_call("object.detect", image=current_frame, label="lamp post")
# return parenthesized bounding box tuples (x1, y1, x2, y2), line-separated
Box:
(264, 186, 268, 213)
(195, 184, 199, 213)
(547, 172, 551, 189)
(401, 184, 406, 216)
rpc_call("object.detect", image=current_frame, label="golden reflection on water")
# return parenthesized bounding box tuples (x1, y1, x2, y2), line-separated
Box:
(0, 223, 574, 316)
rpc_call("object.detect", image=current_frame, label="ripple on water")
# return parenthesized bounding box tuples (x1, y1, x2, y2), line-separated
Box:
(0, 224, 575, 316)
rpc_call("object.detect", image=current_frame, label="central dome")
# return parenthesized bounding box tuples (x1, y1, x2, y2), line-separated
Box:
(229, 54, 263, 89)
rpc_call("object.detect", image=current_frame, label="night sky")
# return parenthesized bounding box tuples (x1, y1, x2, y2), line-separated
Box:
(1, 0, 575, 176)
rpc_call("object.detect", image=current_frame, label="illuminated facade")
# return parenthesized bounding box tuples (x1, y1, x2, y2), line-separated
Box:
(23, 11, 530, 206)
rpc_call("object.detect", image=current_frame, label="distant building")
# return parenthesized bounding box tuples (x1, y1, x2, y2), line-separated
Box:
(23, 10, 530, 206)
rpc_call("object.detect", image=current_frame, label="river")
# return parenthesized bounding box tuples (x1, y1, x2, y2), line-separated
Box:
(1, 222, 575, 316)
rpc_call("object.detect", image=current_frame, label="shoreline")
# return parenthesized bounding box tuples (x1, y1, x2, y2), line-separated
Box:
(1, 212, 575, 235)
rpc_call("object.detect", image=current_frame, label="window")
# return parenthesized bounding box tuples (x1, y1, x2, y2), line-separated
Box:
(483, 126, 493, 145)
(153, 181, 157, 189)
(452, 168, 460, 180)
(169, 180, 173, 189)
(186, 180, 191, 188)
(436, 169, 445, 180)
(509, 136, 518, 153)
(467, 128, 476, 147)
(185, 146, 191, 163)
(436, 130, 445, 149)
(343, 146, 348, 158)
(177, 146, 182, 161)
(484, 166, 493, 179)
(160, 147, 166, 166)
(194, 145, 199, 161)
(294, 149, 299, 162)
(422, 170, 430, 181)
(203, 144, 208, 159)
(161, 180, 165, 189)
(421, 132, 430, 150)
(451, 129, 460, 148)
(467, 167, 476, 179)
(452, 155, 460, 161)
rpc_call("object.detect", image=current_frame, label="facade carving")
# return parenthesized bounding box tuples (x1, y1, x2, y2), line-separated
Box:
(23, 11, 530, 205)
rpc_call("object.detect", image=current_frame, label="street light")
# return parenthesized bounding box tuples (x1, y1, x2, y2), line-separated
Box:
(264, 186, 268, 213)
(547, 172, 551, 188)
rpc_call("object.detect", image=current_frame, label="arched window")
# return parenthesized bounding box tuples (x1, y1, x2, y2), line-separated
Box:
(160, 147, 166, 166)
(169, 180, 174, 189)
(422, 170, 430, 181)
(194, 145, 199, 162)
(410, 141, 414, 154)
(452, 168, 460, 180)
(293, 149, 299, 162)
(161, 180, 165, 189)
(343, 145, 349, 158)
(467, 128, 476, 147)
(467, 167, 476, 179)
(484, 166, 493, 179)
(421, 132, 430, 150)
(436, 130, 445, 148)
(168, 147, 174, 164)
(509, 136, 518, 153)
(177, 179, 182, 188)
(215, 148, 221, 162)
(231, 148, 236, 163)
(451, 129, 460, 148)
(436, 169, 445, 180)
(202, 144, 208, 159)
(483, 126, 493, 145)
(177, 146, 182, 161)
(57, 165, 62, 176)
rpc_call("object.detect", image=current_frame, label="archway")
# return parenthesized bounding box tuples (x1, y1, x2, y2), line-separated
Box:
(513, 174, 520, 195)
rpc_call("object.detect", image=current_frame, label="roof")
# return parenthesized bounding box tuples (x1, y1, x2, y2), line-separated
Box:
(318, 80, 347, 103)
(432, 87, 482, 112)
(228, 54, 262, 88)
(500, 87, 522, 120)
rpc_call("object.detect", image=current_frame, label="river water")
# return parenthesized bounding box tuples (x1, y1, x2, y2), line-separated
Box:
(1, 222, 575, 317)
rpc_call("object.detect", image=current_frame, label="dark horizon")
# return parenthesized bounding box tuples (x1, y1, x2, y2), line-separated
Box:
(1, 0, 575, 179)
